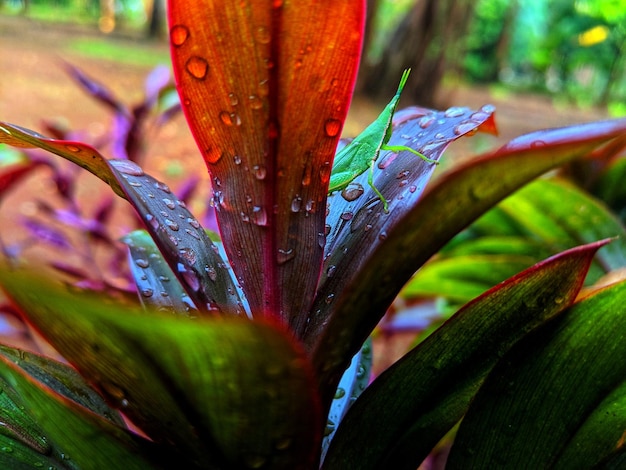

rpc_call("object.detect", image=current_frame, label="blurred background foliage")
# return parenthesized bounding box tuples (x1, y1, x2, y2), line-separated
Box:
(1, 0, 624, 114)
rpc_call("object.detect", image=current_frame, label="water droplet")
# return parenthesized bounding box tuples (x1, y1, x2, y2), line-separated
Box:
(334, 387, 346, 399)
(340, 211, 353, 221)
(397, 169, 410, 179)
(419, 141, 443, 154)
(318, 231, 326, 248)
(170, 25, 189, 46)
(205, 265, 218, 282)
(165, 219, 180, 231)
(154, 181, 171, 193)
(228, 92, 239, 106)
(145, 214, 160, 230)
(212, 190, 224, 209)
(213, 176, 222, 188)
(378, 231, 387, 241)
(178, 264, 200, 291)
(409, 185, 417, 193)
(233, 155, 242, 165)
(305, 199, 316, 213)
(185, 56, 209, 80)
(240, 212, 250, 222)
(341, 183, 364, 202)
(179, 248, 197, 265)
(251, 206, 268, 226)
(129, 181, 142, 187)
(110, 159, 144, 176)
(530, 140, 546, 148)
(454, 120, 478, 136)
(444, 106, 467, 118)
(248, 94, 263, 110)
(327, 265, 336, 277)
(185, 228, 201, 240)
(141, 288, 154, 298)
(325, 293, 334, 304)
(324, 118, 342, 137)
(258, 79, 269, 97)
(253, 165, 266, 180)
(418, 115, 435, 128)
(481, 104, 496, 114)
(277, 248, 295, 264)
(319, 162, 331, 184)
(65, 144, 80, 153)
(255, 26, 271, 44)
(219, 111, 241, 126)
(1, 446, 13, 453)
(135, 258, 149, 268)
(187, 217, 200, 229)
(291, 196, 302, 212)
(162, 198, 176, 209)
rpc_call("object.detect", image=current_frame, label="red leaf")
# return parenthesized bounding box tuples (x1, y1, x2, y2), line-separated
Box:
(168, 1, 365, 328)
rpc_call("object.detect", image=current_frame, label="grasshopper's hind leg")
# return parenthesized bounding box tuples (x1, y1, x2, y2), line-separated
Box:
(368, 158, 389, 212)
(381, 144, 438, 164)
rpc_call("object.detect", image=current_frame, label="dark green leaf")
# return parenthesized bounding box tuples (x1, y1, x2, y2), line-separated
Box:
(0, 268, 321, 469)
(447, 278, 626, 469)
(322, 241, 606, 470)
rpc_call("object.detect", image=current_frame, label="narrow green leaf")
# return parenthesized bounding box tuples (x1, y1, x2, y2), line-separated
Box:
(0, 355, 166, 470)
(0, 268, 321, 469)
(122, 229, 198, 315)
(448, 279, 626, 468)
(322, 241, 606, 470)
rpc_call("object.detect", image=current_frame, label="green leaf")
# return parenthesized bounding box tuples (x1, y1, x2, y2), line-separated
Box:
(447, 278, 626, 469)
(0, 355, 165, 470)
(0, 268, 321, 469)
(322, 240, 606, 470)
(307, 117, 626, 410)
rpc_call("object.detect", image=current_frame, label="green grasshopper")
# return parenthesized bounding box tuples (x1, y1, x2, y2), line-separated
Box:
(328, 69, 437, 212)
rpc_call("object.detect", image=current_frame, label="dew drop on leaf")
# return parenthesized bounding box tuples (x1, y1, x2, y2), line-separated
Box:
(291, 196, 302, 212)
(444, 106, 467, 118)
(248, 94, 263, 110)
(135, 258, 149, 268)
(165, 219, 180, 231)
(324, 118, 342, 137)
(170, 25, 190, 47)
(253, 165, 267, 180)
(233, 155, 242, 165)
(110, 159, 145, 176)
(145, 214, 159, 230)
(417, 115, 434, 129)
(162, 198, 176, 209)
(187, 217, 200, 229)
(327, 265, 336, 277)
(340, 211, 353, 221)
(141, 288, 154, 298)
(251, 206, 268, 226)
(454, 120, 478, 136)
(228, 92, 239, 106)
(185, 56, 209, 80)
(205, 265, 218, 282)
(277, 248, 295, 264)
(219, 111, 241, 127)
(258, 79, 269, 97)
(341, 183, 364, 202)
(254, 26, 271, 44)
(319, 162, 331, 184)
(154, 181, 171, 193)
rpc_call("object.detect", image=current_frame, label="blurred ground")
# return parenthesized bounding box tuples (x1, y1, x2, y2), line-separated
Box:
(0, 15, 612, 366)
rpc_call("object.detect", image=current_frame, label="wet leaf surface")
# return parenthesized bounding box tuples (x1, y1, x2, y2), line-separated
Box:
(448, 278, 626, 469)
(323, 241, 606, 470)
(168, 0, 364, 329)
(307, 117, 626, 411)
(0, 268, 321, 469)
